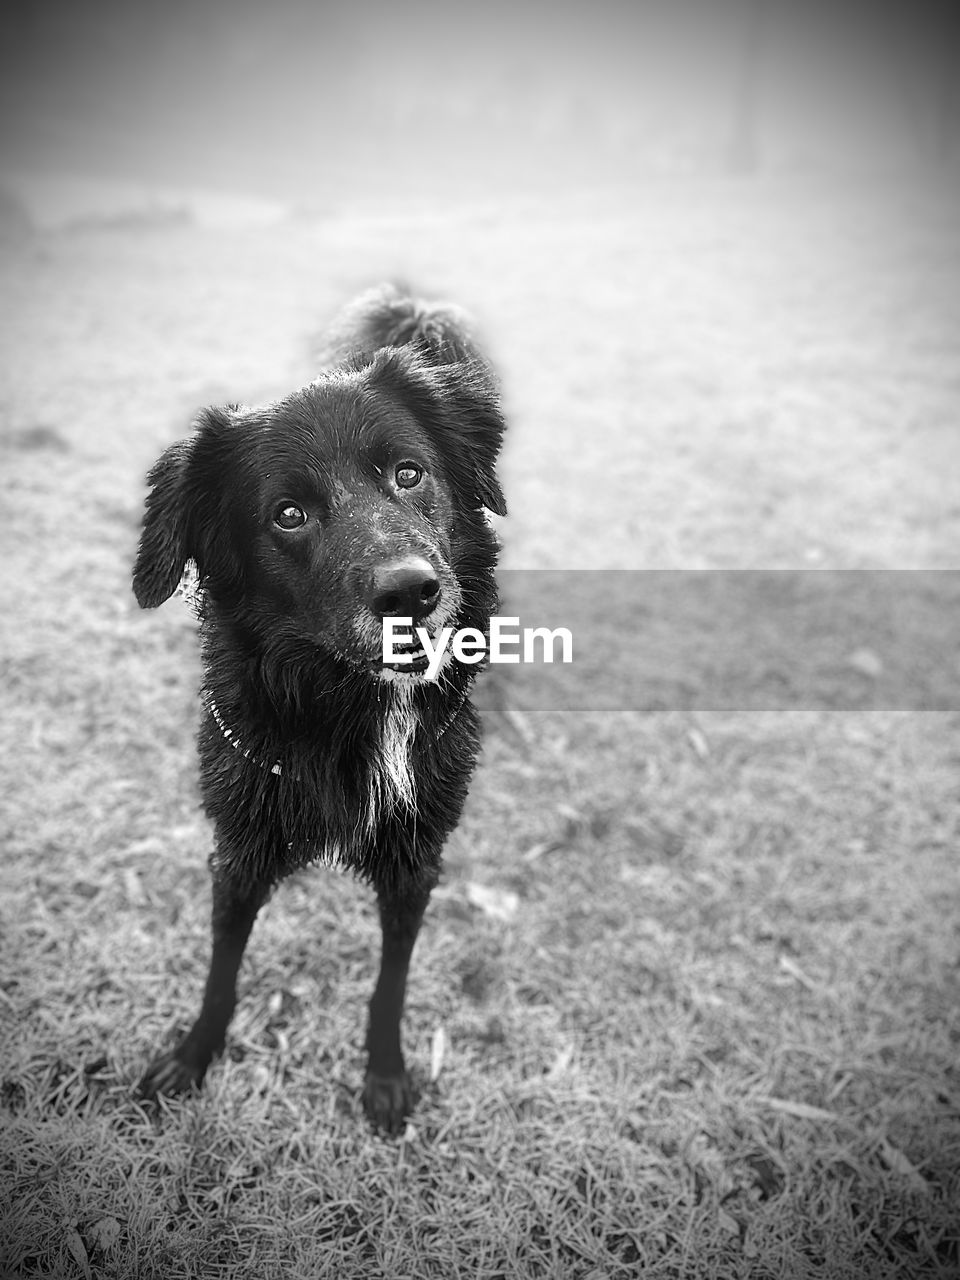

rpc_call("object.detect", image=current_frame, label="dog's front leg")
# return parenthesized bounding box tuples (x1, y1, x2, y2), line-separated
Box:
(363, 875, 434, 1133)
(138, 871, 269, 1098)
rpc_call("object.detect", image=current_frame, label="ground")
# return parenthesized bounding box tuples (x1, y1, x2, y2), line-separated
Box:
(1, 171, 958, 1278)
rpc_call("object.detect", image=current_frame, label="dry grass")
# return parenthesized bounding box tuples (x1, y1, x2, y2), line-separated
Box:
(2, 173, 959, 1278)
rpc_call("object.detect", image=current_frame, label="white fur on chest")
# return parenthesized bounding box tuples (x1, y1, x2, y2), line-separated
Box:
(365, 684, 418, 829)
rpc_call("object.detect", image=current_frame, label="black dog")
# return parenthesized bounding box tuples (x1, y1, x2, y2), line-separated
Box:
(132, 285, 507, 1132)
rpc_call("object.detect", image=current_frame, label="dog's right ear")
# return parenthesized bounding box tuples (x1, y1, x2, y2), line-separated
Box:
(133, 438, 194, 608)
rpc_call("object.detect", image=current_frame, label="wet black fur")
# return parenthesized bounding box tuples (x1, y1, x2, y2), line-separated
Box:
(132, 285, 506, 1131)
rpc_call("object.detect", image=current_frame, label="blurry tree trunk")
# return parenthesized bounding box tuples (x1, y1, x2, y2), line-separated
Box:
(936, 34, 957, 160)
(726, 0, 766, 174)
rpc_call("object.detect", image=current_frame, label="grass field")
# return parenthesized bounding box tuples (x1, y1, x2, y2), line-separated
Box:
(1, 172, 959, 1278)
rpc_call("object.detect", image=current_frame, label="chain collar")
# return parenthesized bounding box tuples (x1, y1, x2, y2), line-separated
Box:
(204, 681, 471, 779)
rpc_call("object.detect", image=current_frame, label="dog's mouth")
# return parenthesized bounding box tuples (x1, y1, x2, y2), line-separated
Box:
(371, 632, 432, 675)
(376, 639, 431, 675)
(366, 608, 459, 680)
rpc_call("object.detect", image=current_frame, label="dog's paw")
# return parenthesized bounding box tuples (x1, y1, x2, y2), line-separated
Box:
(362, 1069, 416, 1135)
(136, 1049, 207, 1100)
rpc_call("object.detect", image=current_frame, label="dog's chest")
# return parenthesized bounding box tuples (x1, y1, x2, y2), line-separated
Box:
(316, 687, 420, 861)
(369, 687, 419, 820)
(205, 687, 427, 876)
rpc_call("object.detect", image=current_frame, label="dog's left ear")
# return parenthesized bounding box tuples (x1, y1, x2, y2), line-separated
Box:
(370, 349, 508, 517)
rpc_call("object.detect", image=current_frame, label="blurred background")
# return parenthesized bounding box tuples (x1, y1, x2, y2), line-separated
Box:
(3, 0, 957, 574)
(1, 0, 955, 226)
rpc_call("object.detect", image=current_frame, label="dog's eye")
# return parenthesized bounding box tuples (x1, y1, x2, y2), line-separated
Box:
(273, 502, 307, 530)
(395, 463, 423, 489)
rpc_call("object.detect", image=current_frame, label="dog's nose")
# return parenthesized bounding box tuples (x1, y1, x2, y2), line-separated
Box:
(368, 558, 441, 622)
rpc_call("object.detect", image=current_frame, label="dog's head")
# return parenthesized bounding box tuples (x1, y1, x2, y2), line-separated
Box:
(133, 348, 506, 681)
